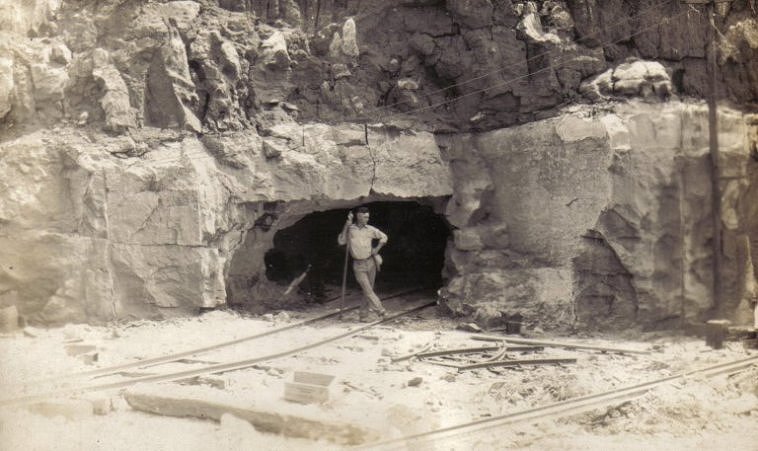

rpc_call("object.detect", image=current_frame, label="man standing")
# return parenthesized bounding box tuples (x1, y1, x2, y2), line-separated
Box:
(338, 206, 388, 321)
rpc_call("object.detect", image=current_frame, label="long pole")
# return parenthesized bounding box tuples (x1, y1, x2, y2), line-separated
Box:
(682, 0, 727, 318)
(707, 1, 723, 314)
(340, 220, 350, 311)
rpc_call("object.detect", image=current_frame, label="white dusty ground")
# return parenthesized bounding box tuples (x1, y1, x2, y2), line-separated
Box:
(1, 292, 757, 451)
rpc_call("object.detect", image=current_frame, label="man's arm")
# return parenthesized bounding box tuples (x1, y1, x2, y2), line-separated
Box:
(371, 227, 388, 255)
(338, 212, 353, 245)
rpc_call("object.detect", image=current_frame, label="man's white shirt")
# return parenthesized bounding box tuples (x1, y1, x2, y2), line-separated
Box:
(339, 224, 388, 260)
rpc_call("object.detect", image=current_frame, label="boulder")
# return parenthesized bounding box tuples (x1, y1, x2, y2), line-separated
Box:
(92, 61, 137, 132)
(581, 60, 672, 101)
(340, 18, 359, 58)
(260, 31, 290, 70)
(145, 23, 201, 132)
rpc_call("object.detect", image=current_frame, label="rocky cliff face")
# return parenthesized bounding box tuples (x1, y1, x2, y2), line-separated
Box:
(0, 0, 756, 329)
(441, 102, 757, 330)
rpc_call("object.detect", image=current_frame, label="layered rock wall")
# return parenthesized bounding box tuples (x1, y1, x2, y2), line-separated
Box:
(441, 103, 757, 330)
(0, 124, 451, 323)
(1, 0, 756, 329)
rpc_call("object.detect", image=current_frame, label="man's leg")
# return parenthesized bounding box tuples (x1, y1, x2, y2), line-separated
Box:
(354, 265, 385, 316)
(366, 259, 385, 315)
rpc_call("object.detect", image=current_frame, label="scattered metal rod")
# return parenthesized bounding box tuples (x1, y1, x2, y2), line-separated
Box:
(391, 344, 432, 363)
(472, 335, 651, 355)
(502, 346, 538, 353)
(1, 299, 438, 407)
(358, 355, 758, 450)
(485, 348, 508, 362)
(486, 346, 544, 362)
(457, 358, 578, 371)
(415, 346, 502, 359)
(419, 360, 462, 368)
(395, 345, 544, 364)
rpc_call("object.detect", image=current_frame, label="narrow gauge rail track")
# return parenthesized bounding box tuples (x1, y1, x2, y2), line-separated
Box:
(1, 291, 437, 407)
(358, 354, 758, 450)
(23, 287, 421, 389)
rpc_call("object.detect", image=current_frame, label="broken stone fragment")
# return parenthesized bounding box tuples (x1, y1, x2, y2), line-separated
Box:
(260, 31, 291, 70)
(76, 111, 88, 126)
(200, 134, 248, 169)
(92, 61, 138, 132)
(328, 32, 343, 59)
(407, 377, 423, 387)
(262, 139, 286, 159)
(145, 24, 202, 132)
(332, 63, 351, 79)
(457, 322, 483, 333)
(49, 42, 72, 66)
(517, 6, 561, 44)
(30, 62, 68, 104)
(397, 78, 419, 90)
(454, 228, 484, 251)
(341, 18, 359, 58)
(219, 39, 241, 78)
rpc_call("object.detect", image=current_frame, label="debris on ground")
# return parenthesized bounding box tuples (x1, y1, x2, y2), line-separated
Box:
(0, 302, 756, 450)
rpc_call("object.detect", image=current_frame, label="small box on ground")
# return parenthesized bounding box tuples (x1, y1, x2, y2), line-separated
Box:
(284, 371, 335, 404)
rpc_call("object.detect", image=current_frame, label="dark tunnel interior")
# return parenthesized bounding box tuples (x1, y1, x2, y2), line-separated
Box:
(264, 201, 451, 301)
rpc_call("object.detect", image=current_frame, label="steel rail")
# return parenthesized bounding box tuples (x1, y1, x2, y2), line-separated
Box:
(24, 287, 422, 388)
(357, 354, 758, 450)
(0, 297, 437, 407)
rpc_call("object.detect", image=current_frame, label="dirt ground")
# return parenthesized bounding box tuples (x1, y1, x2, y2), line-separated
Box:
(1, 291, 757, 451)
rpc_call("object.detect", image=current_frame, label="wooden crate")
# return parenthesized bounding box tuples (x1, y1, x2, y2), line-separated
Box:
(284, 371, 334, 404)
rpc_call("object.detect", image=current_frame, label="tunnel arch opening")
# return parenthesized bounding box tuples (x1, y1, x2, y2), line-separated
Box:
(263, 200, 452, 304)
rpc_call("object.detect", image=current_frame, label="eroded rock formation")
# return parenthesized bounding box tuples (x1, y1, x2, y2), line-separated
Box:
(440, 102, 756, 330)
(0, 0, 756, 330)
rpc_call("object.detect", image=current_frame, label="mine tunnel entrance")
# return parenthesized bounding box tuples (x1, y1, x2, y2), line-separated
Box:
(264, 201, 451, 302)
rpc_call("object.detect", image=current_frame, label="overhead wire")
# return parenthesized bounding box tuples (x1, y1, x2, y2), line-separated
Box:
(365, 0, 677, 113)
(137, 0, 681, 166)
(132, 1, 689, 167)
